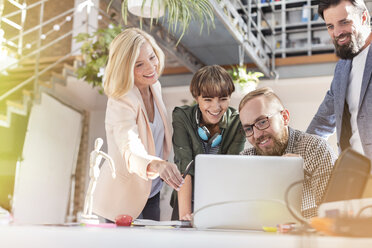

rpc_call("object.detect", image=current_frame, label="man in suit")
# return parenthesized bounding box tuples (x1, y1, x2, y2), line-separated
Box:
(307, 0, 372, 159)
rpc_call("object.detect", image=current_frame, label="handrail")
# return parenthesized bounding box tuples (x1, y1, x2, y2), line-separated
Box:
(0, 1, 114, 102)
(0, 28, 75, 74)
(94, 6, 119, 26)
(211, 0, 272, 76)
(235, 0, 274, 53)
(0, 19, 87, 101)
(3, 4, 115, 74)
(0, 47, 81, 101)
(1, 7, 78, 73)
(9, 8, 74, 43)
(8, 0, 24, 9)
(2, 0, 49, 19)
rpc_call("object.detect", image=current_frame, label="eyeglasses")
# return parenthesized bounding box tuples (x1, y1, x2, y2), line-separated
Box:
(242, 111, 283, 137)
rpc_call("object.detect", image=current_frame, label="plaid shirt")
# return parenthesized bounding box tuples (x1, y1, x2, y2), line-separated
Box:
(240, 127, 336, 218)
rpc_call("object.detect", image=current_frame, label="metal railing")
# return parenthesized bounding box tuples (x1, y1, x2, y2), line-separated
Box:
(0, 0, 112, 103)
(211, 0, 275, 77)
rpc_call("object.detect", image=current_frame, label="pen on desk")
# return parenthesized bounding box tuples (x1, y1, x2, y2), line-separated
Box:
(182, 160, 194, 179)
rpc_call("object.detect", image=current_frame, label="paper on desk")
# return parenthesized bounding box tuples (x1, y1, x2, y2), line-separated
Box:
(132, 219, 191, 227)
(0, 206, 11, 225)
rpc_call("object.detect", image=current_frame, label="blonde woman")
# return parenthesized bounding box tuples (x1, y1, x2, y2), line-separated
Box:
(93, 28, 184, 222)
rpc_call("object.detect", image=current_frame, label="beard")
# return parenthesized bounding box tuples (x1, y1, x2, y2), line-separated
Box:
(333, 31, 365, 59)
(254, 129, 289, 156)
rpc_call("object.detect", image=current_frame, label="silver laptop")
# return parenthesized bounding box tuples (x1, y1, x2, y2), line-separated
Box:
(193, 154, 304, 230)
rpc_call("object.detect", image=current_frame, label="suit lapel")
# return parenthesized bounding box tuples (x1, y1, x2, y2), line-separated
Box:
(338, 59, 352, 114)
(359, 45, 372, 110)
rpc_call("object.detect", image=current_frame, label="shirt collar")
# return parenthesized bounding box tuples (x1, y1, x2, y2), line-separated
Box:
(283, 127, 295, 154)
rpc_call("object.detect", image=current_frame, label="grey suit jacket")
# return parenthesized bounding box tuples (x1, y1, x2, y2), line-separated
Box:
(307, 45, 372, 159)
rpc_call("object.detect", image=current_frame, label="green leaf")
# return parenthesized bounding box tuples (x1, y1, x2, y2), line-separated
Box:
(228, 65, 264, 85)
(74, 33, 91, 42)
(74, 23, 122, 91)
(108, 0, 215, 45)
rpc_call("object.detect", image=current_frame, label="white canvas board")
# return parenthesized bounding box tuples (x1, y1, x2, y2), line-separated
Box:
(13, 93, 82, 224)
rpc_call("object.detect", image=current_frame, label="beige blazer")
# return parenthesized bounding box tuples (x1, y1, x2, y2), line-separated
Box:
(93, 81, 172, 221)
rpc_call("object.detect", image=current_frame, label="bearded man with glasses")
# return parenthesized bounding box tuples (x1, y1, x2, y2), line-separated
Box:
(239, 87, 337, 218)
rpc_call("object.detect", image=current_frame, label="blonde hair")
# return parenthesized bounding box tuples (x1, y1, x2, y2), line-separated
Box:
(189, 65, 235, 99)
(104, 28, 165, 98)
(239, 87, 284, 111)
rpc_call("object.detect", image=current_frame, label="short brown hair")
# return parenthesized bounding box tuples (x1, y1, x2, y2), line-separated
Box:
(189, 65, 235, 99)
(239, 87, 284, 111)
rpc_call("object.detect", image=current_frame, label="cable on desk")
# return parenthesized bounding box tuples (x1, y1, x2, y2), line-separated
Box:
(284, 179, 310, 226)
(356, 205, 372, 218)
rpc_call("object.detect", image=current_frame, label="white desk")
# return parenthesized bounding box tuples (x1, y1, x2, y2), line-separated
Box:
(1, 225, 372, 248)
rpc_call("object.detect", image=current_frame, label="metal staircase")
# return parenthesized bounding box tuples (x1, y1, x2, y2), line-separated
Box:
(0, 56, 81, 128)
(0, 0, 99, 216)
(210, 0, 275, 77)
(0, 0, 110, 128)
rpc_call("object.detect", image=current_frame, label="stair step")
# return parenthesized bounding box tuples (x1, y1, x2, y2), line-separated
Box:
(22, 89, 33, 97)
(0, 72, 34, 80)
(38, 80, 53, 89)
(20, 56, 76, 66)
(6, 63, 65, 74)
(52, 71, 65, 79)
(6, 100, 24, 109)
(0, 70, 55, 81)
(0, 79, 36, 95)
(0, 55, 81, 128)
(51, 72, 67, 85)
(0, 90, 32, 116)
(63, 63, 75, 74)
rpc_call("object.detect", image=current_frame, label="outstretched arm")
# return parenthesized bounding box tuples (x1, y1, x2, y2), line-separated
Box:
(108, 98, 159, 179)
(107, 97, 183, 190)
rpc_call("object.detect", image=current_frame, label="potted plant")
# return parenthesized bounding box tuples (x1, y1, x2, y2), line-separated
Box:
(74, 23, 122, 92)
(107, 0, 215, 43)
(229, 65, 264, 95)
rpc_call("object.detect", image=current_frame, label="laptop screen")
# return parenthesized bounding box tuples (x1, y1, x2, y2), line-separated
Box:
(193, 154, 304, 230)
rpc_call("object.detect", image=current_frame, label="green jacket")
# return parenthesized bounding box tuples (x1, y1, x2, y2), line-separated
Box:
(170, 104, 245, 212)
(172, 104, 246, 177)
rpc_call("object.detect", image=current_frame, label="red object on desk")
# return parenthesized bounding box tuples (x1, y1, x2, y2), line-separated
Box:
(115, 214, 133, 226)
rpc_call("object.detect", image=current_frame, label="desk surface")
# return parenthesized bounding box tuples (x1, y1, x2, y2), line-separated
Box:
(1, 225, 372, 248)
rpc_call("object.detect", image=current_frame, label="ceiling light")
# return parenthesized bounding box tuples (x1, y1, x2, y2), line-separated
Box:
(128, 0, 165, 18)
